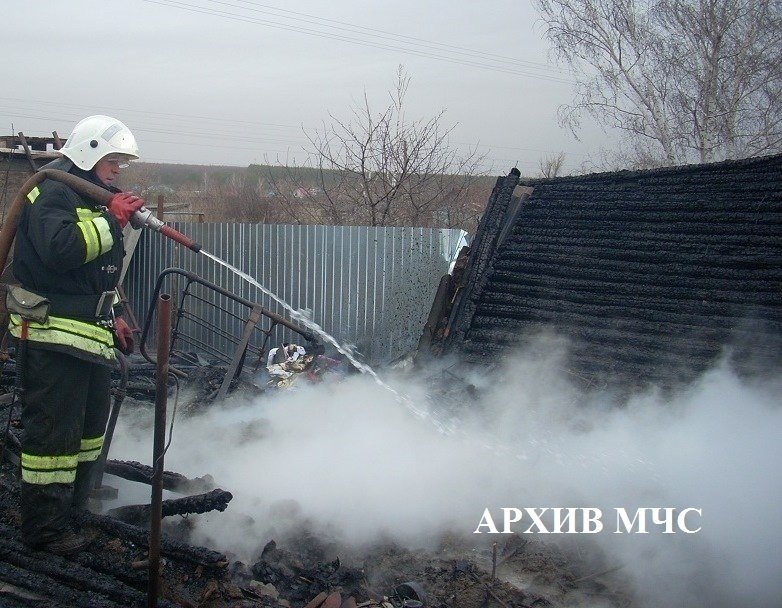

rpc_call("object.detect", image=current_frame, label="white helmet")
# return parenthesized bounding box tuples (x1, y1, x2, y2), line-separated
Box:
(60, 115, 139, 170)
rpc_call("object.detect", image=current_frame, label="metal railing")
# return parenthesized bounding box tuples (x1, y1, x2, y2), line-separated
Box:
(139, 268, 318, 401)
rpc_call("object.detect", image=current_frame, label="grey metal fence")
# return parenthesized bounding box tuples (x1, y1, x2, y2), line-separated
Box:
(125, 223, 466, 365)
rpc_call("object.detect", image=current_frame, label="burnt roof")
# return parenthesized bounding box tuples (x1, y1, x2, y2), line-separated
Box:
(445, 154, 782, 391)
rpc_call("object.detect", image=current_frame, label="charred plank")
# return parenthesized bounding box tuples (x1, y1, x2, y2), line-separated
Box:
(0, 528, 167, 607)
(0, 560, 117, 608)
(106, 488, 233, 527)
(77, 510, 228, 567)
(104, 459, 215, 494)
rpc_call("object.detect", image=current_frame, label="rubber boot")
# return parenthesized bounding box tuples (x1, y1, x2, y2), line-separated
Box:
(20, 481, 73, 547)
(72, 461, 97, 511)
(37, 529, 94, 556)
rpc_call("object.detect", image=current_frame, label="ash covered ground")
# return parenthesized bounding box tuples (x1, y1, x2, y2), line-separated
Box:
(1, 340, 780, 607)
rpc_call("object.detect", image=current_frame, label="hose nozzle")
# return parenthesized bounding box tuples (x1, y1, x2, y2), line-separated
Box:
(130, 206, 202, 252)
(130, 206, 165, 231)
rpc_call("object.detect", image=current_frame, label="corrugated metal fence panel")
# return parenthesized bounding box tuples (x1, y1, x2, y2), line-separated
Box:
(126, 223, 466, 365)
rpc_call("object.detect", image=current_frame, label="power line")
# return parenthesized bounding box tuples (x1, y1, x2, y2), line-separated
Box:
(139, 151, 539, 171)
(138, 0, 575, 84)
(2, 103, 590, 159)
(453, 140, 590, 158)
(209, 0, 566, 74)
(141, 138, 302, 151)
(2, 112, 563, 172)
(5, 98, 579, 155)
(0, 96, 300, 130)
(0, 108, 310, 146)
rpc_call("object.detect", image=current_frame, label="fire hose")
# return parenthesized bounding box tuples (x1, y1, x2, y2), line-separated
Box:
(0, 168, 202, 275)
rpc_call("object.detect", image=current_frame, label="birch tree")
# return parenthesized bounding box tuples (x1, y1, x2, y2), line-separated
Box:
(535, 0, 782, 165)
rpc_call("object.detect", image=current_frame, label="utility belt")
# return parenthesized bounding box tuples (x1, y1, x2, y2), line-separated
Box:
(44, 290, 116, 320)
(6, 287, 116, 322)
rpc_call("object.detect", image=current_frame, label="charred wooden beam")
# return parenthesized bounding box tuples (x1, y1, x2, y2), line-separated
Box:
(75, 550, 149, 591)
(0, 527, 176, 608)
(77, 510, 228, 567)
(445, 169, 521, 349)
(16, 132, 38, 173)
(0, 560, 118, 608)
(106, 488, 233, 527)
(0, 475, 226, 568)
(104, 459, 215, 494)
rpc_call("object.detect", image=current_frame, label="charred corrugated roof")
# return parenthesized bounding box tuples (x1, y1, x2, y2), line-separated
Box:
(444, 154, 782, 391)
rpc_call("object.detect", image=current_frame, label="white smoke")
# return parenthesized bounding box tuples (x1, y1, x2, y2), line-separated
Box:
(108, 343, 782, 608)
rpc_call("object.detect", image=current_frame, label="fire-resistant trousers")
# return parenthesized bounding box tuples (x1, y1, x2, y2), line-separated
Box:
(19, 347, 111, 546)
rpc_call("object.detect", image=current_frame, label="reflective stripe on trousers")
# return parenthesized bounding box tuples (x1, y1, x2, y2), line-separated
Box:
(78, 434, 105, 463)
(21, 453, 78, 484)
(21, 435, 105, 484)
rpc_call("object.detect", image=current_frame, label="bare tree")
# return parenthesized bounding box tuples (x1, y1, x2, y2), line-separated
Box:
(185, 170, 280, 223)
(262, 160, 346, 225)
(539, 152, 567, 177)
(535, 0, 782, 165)
(303, 66, 487, 228)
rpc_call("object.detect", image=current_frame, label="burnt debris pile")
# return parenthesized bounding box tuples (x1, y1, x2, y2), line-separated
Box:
(0, 453, 632, 608)
(0, 469, 227, 608)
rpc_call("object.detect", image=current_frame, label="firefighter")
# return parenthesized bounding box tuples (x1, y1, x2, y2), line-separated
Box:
(8, 115, 145, 555)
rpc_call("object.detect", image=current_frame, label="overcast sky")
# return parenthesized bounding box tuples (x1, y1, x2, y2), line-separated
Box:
(5, 0, 612, 175)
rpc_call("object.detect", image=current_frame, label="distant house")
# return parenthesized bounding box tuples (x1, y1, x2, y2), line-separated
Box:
(143, 185, 175, 196)
(290, 186, 323, 199)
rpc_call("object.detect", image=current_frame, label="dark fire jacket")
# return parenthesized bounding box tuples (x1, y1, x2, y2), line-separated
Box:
(10, 164, 125, 365)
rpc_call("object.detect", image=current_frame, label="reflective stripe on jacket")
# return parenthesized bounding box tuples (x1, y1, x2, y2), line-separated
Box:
(27, 186, 114, 264)
(8, 313, 116, 362)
